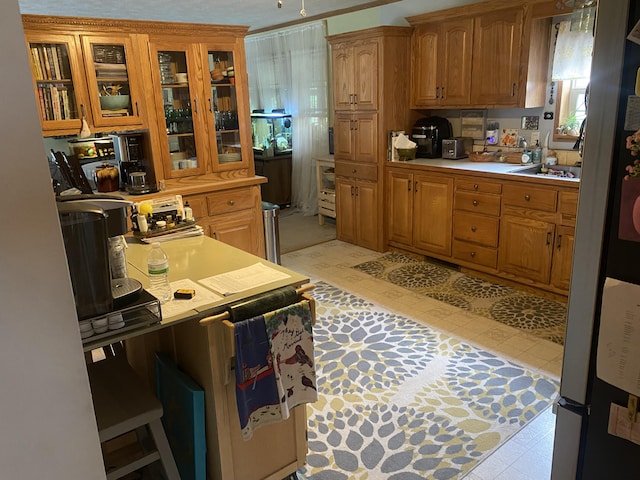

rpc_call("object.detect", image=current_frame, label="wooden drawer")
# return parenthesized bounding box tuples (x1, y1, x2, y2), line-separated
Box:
(456, 179, 502, 194)
(335, 161, 377, 181)
(454, 191, 501, 216)
(453, 240, 498, 269)
(502, 183, 558, 212)
(453, 211, 499, 247)
(184, 194, 208, 219)
(207, 188, 256, 216)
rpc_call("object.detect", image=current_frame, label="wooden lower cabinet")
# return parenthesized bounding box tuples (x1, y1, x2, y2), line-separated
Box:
(336, 177, 378, 251)
(550, 225, 575, 291)
(386, 164, 579, 296)
(498, 214, 555, 285)
(184, 185, 264, 258)
(387, 169, 453, 256)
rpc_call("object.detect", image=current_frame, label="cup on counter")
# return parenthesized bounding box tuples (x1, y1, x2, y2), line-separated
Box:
(175, 72, 188, 83)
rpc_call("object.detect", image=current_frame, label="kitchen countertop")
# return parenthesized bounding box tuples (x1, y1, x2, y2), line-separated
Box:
(389, 158, 581, 184)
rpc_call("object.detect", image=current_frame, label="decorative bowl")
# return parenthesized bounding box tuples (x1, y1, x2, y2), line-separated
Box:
(396, 147, 417, 161)
(99, 95, 130, 111)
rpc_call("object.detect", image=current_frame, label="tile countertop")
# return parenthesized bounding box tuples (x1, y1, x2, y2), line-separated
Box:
(392, 158, 581, 184)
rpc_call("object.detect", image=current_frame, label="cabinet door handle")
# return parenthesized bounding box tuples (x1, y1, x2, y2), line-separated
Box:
(472, 200, 478, 207)
(441, 86, 445, 99)
(524, 194, 531, 201)
(353, 119, 358, 131)
(353, 94, 358, 105)
(415, 181, 418, 193)
(193, 99, 198, 114)
(471, 226, 477, 232)
(547, 231, 552, 245)
(355, 186, 359, 196)
(350, 185, 355, 196)
(435, 86, 440, 98)
(208, 98, 213, 112)
(556, 234, 563, 249)
(135, 101, 140, 117)
(407, 179, 411, 191)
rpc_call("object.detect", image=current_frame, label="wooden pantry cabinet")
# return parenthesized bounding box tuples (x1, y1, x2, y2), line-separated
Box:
(410, 18, 473, 108)
(328, 27, 411, 252)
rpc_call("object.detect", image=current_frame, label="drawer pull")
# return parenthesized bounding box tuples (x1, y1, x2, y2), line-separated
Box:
(352, 169, 357, 174)
(524, 194, 531, 201)
(473, 184, 479, 191)
(472, 200, 478, 207)
(471, 226, 477, 232)
(228, 200, 235, 206)
(470, 252, 476, 258)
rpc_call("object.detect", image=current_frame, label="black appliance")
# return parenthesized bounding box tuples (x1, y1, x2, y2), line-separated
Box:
(56, 195, 139, 320)
(551, 2, 640, 478)
(411, 116, 453, 158)
(109, 131, 155, 194)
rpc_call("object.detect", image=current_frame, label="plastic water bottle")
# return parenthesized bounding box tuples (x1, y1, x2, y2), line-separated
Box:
(147, 242, 171, 303)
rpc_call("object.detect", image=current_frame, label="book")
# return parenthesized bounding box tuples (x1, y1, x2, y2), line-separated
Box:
(30, 47, 42, 80)
(51, 45, 62, 81)
(41, 46, 52, 80)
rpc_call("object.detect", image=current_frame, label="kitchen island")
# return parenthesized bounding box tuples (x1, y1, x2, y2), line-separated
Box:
(118, 235, 310, 480)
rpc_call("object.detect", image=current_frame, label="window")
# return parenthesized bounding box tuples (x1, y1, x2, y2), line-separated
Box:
(553, 78, 588, 141)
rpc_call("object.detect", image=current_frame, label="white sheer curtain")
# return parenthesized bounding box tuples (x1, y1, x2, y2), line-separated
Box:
(552, 8, 595, 81)
(245, 21, 329, 216)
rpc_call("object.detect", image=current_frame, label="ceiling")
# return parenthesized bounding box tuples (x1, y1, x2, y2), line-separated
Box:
(18, 0, 403, 33)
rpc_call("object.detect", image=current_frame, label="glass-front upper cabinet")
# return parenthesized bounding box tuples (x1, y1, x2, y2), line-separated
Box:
(207, 50, 243, 169)
(25, 33, 89, 135)
(80, 35, 144, 128)
(149, 41, 208, 178)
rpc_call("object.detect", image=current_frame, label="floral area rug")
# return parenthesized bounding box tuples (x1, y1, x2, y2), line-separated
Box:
(298, 282, 559, 480)
(353, 252, 567, 346)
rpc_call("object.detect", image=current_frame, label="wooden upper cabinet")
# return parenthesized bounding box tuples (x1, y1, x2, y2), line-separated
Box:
(24, 32, 91, 135)
(332, 40, 378, 111)
(411, 18, 473, 108)
(80, 34, 145, 128)
(471, 8, 524, 107)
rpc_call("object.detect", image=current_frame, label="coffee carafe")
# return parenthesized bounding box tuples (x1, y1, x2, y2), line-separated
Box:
(56, 195, 137, 320)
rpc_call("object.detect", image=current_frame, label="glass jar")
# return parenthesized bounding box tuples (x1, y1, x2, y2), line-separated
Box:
(94, 163, 120, 192)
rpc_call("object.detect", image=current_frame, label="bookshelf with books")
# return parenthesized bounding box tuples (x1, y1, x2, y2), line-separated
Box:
(24, 32, 90, 135)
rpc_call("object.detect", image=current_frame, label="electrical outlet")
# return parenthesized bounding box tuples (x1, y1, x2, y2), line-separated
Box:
(530, 131, 540, 144)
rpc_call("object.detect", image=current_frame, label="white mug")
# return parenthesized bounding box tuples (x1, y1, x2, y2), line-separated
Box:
(175, 73, 188, 83)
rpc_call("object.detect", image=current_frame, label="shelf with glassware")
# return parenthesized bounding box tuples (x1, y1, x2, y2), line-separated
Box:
(149, 42, 250, 180)
(80, 34, 145, 128)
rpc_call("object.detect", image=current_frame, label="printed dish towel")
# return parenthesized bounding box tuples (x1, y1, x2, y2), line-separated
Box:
(264, 299, 317, 419)
(234, 315, 282, 441)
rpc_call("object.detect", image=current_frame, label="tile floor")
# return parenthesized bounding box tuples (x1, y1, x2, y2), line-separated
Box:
(281, 238, 564, 480)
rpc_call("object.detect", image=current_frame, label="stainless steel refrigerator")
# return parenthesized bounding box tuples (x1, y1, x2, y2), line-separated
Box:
(551, 1, 640, 478)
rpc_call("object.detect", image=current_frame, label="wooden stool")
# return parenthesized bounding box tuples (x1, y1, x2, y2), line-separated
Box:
(87, 357, 180, 480)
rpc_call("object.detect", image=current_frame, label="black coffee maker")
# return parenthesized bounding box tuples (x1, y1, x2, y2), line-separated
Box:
(56, 195, 138, 320)
(411, 116, 453, 158)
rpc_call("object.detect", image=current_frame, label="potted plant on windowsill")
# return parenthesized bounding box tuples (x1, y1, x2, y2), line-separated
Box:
(557, 112, 581, 136)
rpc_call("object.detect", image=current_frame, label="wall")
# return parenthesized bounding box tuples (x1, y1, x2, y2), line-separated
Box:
(0, 1, 106, 478)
